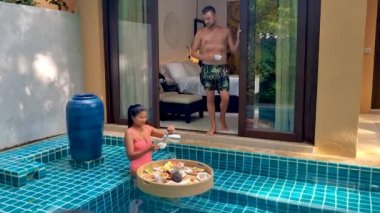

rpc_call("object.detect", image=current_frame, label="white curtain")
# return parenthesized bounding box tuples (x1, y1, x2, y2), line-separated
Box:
(274, 0, 298, 132)
(118, 0, 152, 118)
(119, 21, 152, 118)
(119, 0, 147, 23)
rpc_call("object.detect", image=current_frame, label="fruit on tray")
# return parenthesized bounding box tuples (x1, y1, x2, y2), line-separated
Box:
(192, 167, 205, 173)
(162, 160, 184, 171)
(141, 160, 210, 184)
(160, 172, 169, 179)
(171, 170, 183, 183)
(171, 160, 185, 168)
(143, 173, 155, 180)
(163, 161, 173, 171)
(144, 167, 154, 174)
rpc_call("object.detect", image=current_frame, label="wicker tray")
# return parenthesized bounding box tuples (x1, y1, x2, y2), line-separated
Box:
(136, 159, 214, 198)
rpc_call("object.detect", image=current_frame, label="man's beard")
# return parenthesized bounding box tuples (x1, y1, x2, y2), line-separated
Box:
(206, 22, 215, 28)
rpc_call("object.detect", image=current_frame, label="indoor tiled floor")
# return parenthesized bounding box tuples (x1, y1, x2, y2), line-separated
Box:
(160, 112, 239, 135)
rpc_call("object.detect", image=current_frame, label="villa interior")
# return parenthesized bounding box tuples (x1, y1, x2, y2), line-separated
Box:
(157, 0, 241, 134)
(156, 0, 380, 141)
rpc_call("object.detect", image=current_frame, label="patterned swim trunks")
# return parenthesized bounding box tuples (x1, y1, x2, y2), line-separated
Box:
(200, 64, 230, 92)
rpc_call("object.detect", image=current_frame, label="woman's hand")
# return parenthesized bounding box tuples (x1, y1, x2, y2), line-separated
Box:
(150, 143, 159, 152)
(167, 125, 175, 135)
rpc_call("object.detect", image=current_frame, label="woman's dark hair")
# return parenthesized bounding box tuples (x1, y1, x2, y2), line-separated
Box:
(127, 104, 146, 127)
(202, 6, 216, 15)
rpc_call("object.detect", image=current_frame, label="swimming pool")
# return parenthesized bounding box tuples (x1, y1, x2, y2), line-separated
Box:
(0, 135, 379, 212)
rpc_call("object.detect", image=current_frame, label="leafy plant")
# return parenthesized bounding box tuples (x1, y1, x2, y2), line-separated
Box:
(257, 38, 276, 104)
(0, 0, 69, 10)
(0, 0, 37, 6)
(45, 0, 68, 10)
(247, 0, 279, 104)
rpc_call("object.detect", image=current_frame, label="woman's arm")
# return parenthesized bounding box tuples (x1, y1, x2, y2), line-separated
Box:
(150, 128, 166, 138)
(150, 125, 175, 138)
(124, 130, 153, 160)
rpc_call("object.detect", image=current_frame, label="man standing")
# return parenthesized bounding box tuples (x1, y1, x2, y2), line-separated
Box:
(191, 6, 241, 135)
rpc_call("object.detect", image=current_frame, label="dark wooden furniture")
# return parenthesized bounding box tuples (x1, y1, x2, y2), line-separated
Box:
(160, 94, 204, 123)
(161, 82, 179, 92)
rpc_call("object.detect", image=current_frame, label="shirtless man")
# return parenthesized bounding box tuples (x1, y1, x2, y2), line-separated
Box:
(190, 6, 240, 135)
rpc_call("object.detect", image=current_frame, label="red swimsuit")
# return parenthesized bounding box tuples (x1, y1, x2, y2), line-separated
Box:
(128, 125, 153, 174)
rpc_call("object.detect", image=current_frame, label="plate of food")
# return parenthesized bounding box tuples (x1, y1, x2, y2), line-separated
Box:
(137, 159, 214, 198)
(197, 172, 211, 181)
(153, 167, 163, 172)
(143, 173, 156, 181)
(159, 172, 169, 179)
(184, 168, 197, 176)
(171, 160, 185, 168)
(182, 167, 193, 174)
(192, 167, 205, 174)
(189, 177, 200, 184)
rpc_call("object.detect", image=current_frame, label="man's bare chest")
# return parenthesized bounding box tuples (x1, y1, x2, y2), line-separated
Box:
(201, 33, 228, 45)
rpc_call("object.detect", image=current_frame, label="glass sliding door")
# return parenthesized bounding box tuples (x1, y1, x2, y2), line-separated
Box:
(104, 0, 159, 125)
(103, 0, 318, 139)
(118, 0, 153, 120)
(239, 0, 307, 141)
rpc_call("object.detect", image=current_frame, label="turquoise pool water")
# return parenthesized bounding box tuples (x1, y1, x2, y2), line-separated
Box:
(0, 135, 379, 212)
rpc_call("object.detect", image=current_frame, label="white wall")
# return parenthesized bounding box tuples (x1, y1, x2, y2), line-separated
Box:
(158, 0, 197, 64)
(0, 2, 83, 150)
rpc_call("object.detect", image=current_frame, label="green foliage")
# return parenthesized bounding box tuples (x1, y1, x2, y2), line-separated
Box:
(256, 0, 279, 35)
(0, 0, 69, 10)
(257, 39, 276, 104)
(247, 0, 279, 104)
(45, 0, 68, 10)
(246, 0, 297, 105)
(0, 0, 37, 6)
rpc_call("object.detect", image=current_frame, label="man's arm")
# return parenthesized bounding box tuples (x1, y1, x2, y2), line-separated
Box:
(190, 32, 203, 60)
(227, 28, 241, 54)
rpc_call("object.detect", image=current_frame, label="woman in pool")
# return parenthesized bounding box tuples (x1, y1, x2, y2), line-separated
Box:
(125, 104, 175, 176)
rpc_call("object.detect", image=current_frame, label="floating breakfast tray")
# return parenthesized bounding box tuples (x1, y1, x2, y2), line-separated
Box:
(136, 159, 214, 198)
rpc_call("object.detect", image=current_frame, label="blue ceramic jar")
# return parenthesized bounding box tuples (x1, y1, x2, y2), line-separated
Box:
(66, 94, 104, 161)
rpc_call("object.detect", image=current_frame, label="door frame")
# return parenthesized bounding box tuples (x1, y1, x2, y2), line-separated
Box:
(102, 0, 160, 126)
(238, 0, 321, 142)
(103, 0, 320, 142)
(372, 0, 380, 109)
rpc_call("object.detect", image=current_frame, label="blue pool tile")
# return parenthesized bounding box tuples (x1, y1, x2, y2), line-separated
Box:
(349, 167, 360, 180)
(372, 170, 380, 187)
(2, 134, 380, 213)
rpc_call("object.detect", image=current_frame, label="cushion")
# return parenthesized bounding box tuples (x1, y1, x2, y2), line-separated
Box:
(159, 65, 175, 83)
(165, 62, 188, 82)
(161, 94, 202, 104)
(182, 61, 200, 77)
(159, 91, 178, 100)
